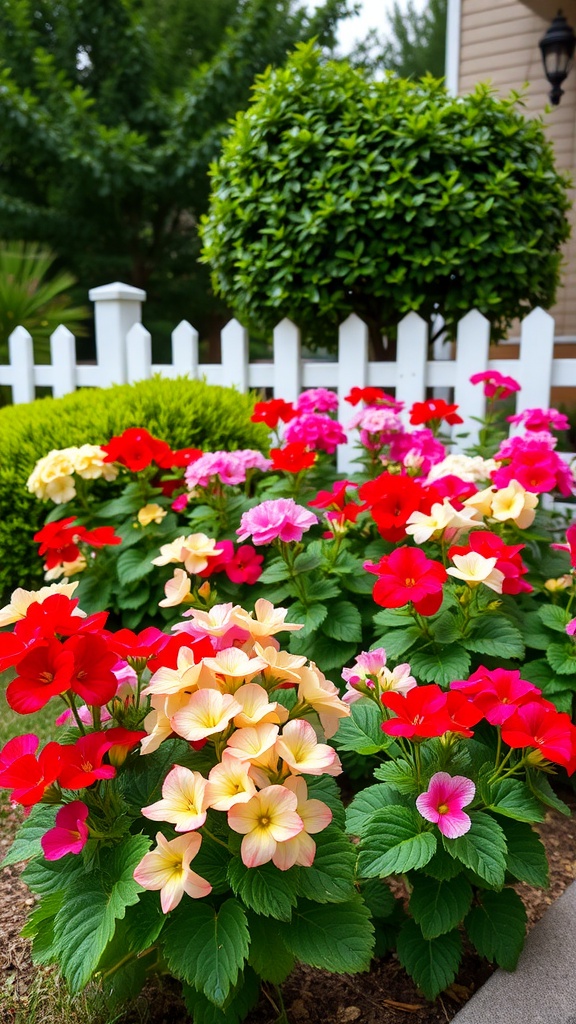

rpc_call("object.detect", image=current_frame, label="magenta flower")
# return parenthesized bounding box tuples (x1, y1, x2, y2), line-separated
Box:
(567, 618, 576, 637)
(507, 407, 570, 433)
(284, 413, 347, 454)
(469, 370, 521, 400)
(237, 499, 318, 545)
(41, 801, 89, 860)
(185, 450, 271, 489)
(415, 772, 475, 838)
(296, 388, 339, 414)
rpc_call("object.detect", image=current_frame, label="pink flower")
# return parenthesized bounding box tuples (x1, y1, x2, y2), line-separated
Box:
(185, 450, 270, 489)
(388, 429, 446, 475)
(237, 499, 318, 545)
(567, 618, 576, 637)
(284, 413, 347, 454)
(507, 407, 570, 433)
(296, 388, 339, 414)
(41, 801, 89, 860)
(416, 772, 475, 838)
(492, 433, 574, 496)
(470, 370, 521, 400)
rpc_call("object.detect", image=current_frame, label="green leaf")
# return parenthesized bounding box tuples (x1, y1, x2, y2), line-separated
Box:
(293, 551, 322, 573)
(23, 854, 85, 897)
(372, 609, 414, 629)
(281, 898, 374, 973)
(118, 738, 214, 813)
(190, 833, 232, 895)
(430, 612, 461, 645)
(526, 771, 571, 816)
(246, 912, 294, 983)
(1, 805, 57, 867)
(360, 879, 397, 920)
(423, 847, 464, 881)
(333, 699, 389, 755)
(182, 968, 260, 1024)
(286, 599, 327, 637)
(21, 893, 62, 965)
(443, 812, 507, 888)
(373, 758, 420, 795)
(294, 825, 357, 904)
(487, 778, 545, 823)
(538, 606, 571, 633)
(163, 898, 249, 1007)
(409, 875, 473, 939)
(409, 645, 471, 687)
(547, 641, 576, 675)
(302, 578, 341, 601)
(75, 571, 113, 614)
(357, 807, 437, 877)
(227, 858, 297, 921)
(500, 819, 549, 888)
(346, 784, 405, 837)
(463, 617, 524, 659)
(465, 888, 526, 970)
(116, 547, 156, 586)
(371, 627, 421, 660)
(397, 919, 462, 1000)
(290, 632, 358, 672)
(321, 600, 362, 642)
(52, 835, 151, 992)
(123, 889, 166, 952)
(95, 495, 142, 518)
(258, 559, 288, 584)
(305, 775, 346, 830)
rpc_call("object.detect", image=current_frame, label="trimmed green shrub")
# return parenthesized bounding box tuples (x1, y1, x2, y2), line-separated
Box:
(0, 377, 267, 599)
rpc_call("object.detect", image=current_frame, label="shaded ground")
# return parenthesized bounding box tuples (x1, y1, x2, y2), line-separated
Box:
(2, 788, 576, 1024)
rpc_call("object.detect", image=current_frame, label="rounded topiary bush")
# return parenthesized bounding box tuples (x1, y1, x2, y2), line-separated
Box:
(200, 41, 571, 352)
(0, 376, 267, 599)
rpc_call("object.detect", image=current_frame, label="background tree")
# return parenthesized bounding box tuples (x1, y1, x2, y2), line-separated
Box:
(351, 0, 447, 79)
(200, 43, 571, 358)
(0, 0, 351, 349)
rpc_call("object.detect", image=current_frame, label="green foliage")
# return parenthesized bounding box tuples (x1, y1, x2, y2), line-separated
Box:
(465, 888, 527, 971)
(357, 807, 437, 877)
(396, 920, 462, 1000)
(163, 898, 250, 1006)
(0, 375, 266, 601)
(408, 874, 473, 939)
(201, 42, 570, 353)
(280, 898, 374, 973)
(443, 811, 507, 888)
(1, 804, 57, 866)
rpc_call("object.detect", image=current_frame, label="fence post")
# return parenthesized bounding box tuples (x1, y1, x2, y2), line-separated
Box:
(516, 307, 555, 414)
(172, 321, 199, 378)
(50, 325, 76, 397)
(273, 319, 301, 402)
(453, 310, 490, 447)
(337, 314, 368, 474)
(221, 319, 249, 391)
(126, 323, 152, 383)
(396, 313, 428, 416)
(8, 326, 35, 404)
(89, 281, 146, 387)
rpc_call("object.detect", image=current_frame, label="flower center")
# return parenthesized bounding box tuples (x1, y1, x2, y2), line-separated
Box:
(437, 803, 449, 815)
(258, 815, 271, 828)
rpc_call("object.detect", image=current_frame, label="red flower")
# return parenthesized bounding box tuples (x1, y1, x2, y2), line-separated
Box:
(501, 703, 575, 766)
(469, 370, 520, 400)
(251, 399, 296, 428)
(269, 443, 316, 473)
(155, 447, 203, 469)
(366, 546, 447, 616)
(81, 526, 122, 549)
(0, 632, 30, 673)
(451, 667, 548, 725)
(409, 399, 463, 427)
(359, 473, 434, 542)
(147, 634, 214, 673)
(58, 733, 117, 789)
(14, 595, 108, 643)
(0, 738, 63, 806)
(445, 690, 484, 735)
(104, 727, 147, 765)
(381, 685, 452, 738)
(197, 540, 235, 578)
(34, 518, 83, 569)
(224, 545, 264, 584)
(102, 427, 173, 472)
(106, 627, 170, 663)
(309, 480, 359, 510)
(6, 640, 75, 714)
(63, 633, 119, 705)
(345, 387, 401, 408)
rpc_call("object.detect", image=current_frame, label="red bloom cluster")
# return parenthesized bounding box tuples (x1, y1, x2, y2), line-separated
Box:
(34, 517, 121, 570)
(309, 480, 367, 531)
(409, 398, 463, 427)
(345, 387, 401, 408)
(269, 443, 316, 473)
(365, 546, 447, 616)
(448, 531, 532, 594)
(251, 399, 296, 429)
(102, 427, 201, 473)
(359, 473, 444, 543)
(381, 684, 482, 738)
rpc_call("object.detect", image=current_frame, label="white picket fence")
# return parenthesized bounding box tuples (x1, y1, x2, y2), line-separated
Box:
(2, 282, 576, 473)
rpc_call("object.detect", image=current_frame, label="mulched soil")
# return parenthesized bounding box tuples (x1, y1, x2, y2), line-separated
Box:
(2, 787, 576, 1024)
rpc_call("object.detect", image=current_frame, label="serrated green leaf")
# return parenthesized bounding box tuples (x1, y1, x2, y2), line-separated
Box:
(281, 898, 374, 973)
(182, 968, 260, 1024)
(487, 778, 545, 823)
(75, 571, 113, 614)
(423, 847, 464, 881)
(286, 599, 327, 637)
(333, 699, 389, 755)
(123, 889, 166, 952)
(116, 548, 156, 586)
(357, 807, 437, 877)
(373, 758, 420, 794)
(246, 911, 295, 983)
(409, 645, 471, 687)
(346, 784, 405, 837)
(371, 627, 421, 660)
(360, 878, 397, 920)
(547, 641, 576, 675)
(302, 578, 341, 601)
(191, 833, 232, 895)
(23, 854, 85, 897)
(463, 617, 524, 659)
(294, 826, 356, 904)
(443, 811, 507, 888)
(372, 609, 414, 629)
(1, 805, 57, 867)
(163, 898, 249, 1006)
(321, 600, 362, 642)
(95, 495, 143, 518)
(227, 858, 297, 921)
(52, 835, 151, 992)
(118, 738, 215, 813)
(538, 606, 571, 633)
(465, 888, 526, 970)
(409, 875, 473, 939)
(397, 919, 462, 1000)
(526, 771, 571, 816)
(293, 551, 322, 573)
(500, 819, 549, 888)
(305, 775, 346, 829)
(430, 612, 462, 645)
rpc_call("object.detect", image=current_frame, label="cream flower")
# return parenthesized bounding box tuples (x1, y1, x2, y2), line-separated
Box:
(253, 643, 307, 687)
(140, 691, 191, 754)
(446, 552, 505, 593)
(232, 599, 303, 643)
(426, 454, 499, 483)
(275, 719, 342, 776)
(227, 786, 304, 869)
(406, 501, 482, 545)
(271, 776, 333, 870)
(159, 568, 192, 608)
(206, 750, 258, 811)
(141, 766, 209, 832)
(201, 648, 268, 692)
(142, 646, 206, 696)
(152, 533, 223, 575)
(138, 503, 168, 527)
(463, 486, 496, 518)
(133, 832, 211, 912)
(27, 449, 77, 502)
(170, 689, 242, 742)
(233, 683, 289, 728)
(177, 602, 245, 643)
(490, 480, 538, 529)
(0, 582, 81, 627)
(225, 722, 280, 766)
(296, 664, 350, 739)
(73, 444, 118, 481)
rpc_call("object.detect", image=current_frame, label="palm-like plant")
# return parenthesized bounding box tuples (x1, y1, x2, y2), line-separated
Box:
(0, 242, 90, 360)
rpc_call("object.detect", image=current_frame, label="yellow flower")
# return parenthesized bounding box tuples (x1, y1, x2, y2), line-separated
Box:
(138, 503, 167, 527)
(490, 480, 538, 529)
(446, 552, 505, 593)
(73, 444, 118, 481)
(133, 832, 211, 913)
(544, 575, 573, 592)
(152, 533, 223, 574)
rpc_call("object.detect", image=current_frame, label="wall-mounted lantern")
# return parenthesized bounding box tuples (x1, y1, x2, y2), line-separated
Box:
(539, 11, 576, 105)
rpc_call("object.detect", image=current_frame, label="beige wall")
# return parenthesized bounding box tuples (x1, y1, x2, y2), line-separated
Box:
(459, 0, 576, 340)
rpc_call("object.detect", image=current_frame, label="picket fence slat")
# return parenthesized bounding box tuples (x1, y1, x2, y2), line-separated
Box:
(2, 282, 575, 474)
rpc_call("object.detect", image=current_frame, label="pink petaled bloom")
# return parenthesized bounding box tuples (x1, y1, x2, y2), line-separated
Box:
(185, 450, 271, 489)
(133, 832, 211, 913)
(388, 429, 447, 475)
(296, 388, 339, 414)
(469, 370, 521, 400)
(507, 407, 570, 433)
(237, 499, 318, 545)
(41, 801, 89, 860)
(567, 618, 576, 637)
(492, 433, 574, 497)
(415, 772, 476, 838)
(284, 413, 347, 454)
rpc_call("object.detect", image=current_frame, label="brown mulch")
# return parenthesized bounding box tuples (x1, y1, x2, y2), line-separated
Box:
(2, 789, 576, 1024)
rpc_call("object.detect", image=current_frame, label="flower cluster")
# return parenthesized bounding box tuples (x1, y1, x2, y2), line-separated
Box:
(34, 516, 122, 578)
(27, 445, 119, 503)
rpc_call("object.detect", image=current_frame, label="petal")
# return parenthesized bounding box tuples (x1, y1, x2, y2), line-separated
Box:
(160, 874, 185, 913)
(183, 870, 212, 900)
(437, 810, 472, 839)
(240, 829, 277, 868)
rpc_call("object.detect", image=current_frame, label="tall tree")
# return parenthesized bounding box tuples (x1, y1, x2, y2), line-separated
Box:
(351, 0, 447, 80)
(0, 0, 352, 341)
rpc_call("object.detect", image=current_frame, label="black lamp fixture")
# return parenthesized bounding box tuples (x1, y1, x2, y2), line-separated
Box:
(539, 11, 576, 105)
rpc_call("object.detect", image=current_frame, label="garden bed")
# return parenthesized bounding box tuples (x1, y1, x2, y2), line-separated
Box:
(2, 786, 576, 1024)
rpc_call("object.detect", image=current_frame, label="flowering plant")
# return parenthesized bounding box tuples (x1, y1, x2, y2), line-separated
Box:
(0, 585, 374, 1018)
